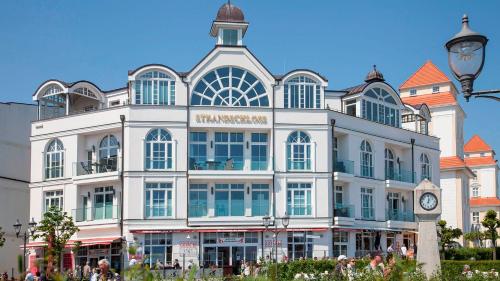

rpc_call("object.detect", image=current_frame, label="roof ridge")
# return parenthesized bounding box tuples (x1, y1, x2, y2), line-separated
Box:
(399, 61, 451, 90)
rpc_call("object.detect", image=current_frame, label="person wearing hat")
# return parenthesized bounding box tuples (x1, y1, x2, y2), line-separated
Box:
(334, 255, 348, 279)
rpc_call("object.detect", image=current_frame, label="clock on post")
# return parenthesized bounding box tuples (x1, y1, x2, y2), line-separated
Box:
(413, 179, 442, 278)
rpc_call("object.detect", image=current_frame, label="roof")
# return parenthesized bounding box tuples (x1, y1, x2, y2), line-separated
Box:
(465, 156, 497, 167)
(215, 2, 245, 23)
(440, 156, 467, 169)
(465, 135, 493, 153)
(470, 197, 500, 207)
(400, 61, 451, 90)
(401, 92, 457, 108)
(342, 83, 369, 96)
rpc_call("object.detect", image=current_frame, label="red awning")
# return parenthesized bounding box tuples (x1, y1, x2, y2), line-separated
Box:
(130, 228, 329, 234)
(22, 237, 121, 249)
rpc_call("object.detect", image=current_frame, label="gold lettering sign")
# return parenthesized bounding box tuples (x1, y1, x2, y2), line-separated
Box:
(195, 114, 267, 124)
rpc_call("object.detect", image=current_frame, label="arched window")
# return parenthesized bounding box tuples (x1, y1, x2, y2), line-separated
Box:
(134, 71, 175, 105)
(287, 131, 311, 170)
(145, 129, 173, 170)
(284, 76, 321, 109)
(99, 135, 119, 172)
(191, 66, 269, 107)
(45, 139, 64, 179)
(385, 148, 395, 180)
(360, 140, 373, 178)
(420, 153, 431, 180)
(362, 87, 400, 127)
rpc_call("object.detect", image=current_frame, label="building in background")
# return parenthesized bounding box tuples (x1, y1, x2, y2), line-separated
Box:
(399, 61, 475, 244)
(0, 102, 37, 275)
(466, 135, 499, 246)
(26, 3, 440, 272)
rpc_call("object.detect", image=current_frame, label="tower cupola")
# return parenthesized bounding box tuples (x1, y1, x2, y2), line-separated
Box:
(210, 1, 248, 46)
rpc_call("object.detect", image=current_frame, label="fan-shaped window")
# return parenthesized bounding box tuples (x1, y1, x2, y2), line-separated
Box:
(287, 131, 311, 170)
(385, 148, 395, 180)
(99, 135, 118, 172)
(45, 139, 64, 179)
(362, 87, 400, 128)
(145, 129, 173, 170)
(284, 76, 321, 109)
(191, 67, 269, 107)
(74, 87, 98, 99)
(360, 140, 373, 178)
(420, 153, 431, 181)
(134, 71, 175, 105)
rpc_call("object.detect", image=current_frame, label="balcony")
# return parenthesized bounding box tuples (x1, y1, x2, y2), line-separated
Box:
(334, 204, 355, 226)
(386, 168, 415, 184)
(189, 158, 244, 171)
(72, 205, 120, 223)
(334, 160, 354, 174)
(386, 209, 415, 222)
(74, 157, 118, 176)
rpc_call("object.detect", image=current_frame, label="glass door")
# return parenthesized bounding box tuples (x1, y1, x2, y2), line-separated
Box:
(388, 192, 400, 220)
(232, 247, 244, 275)
(94, 187, 114, 220)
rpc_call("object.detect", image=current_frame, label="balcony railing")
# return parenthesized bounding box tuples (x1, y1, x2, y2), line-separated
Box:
(334, 204, 355, 218)
(386, 209, 415, 222)
(189, 158, 244, 171)
(73, 157, 118, 176)
(334, 160, 354, 174)
(72, 205, 120, 222)
(251, 160, 268, 171)
(189, 205, 208, 218)
(360, 208, 375, 220)
(386, 169, 416, 184)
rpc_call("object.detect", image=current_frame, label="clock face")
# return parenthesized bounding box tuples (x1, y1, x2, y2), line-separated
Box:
(420, 192, 438, 211)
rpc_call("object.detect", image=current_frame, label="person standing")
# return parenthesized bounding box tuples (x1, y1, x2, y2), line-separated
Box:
(346, 258, 357, 281)
(83, 262, 91, 279)
(387, 243, 394, 254)
(400, 243, 408, 259)
(364, 253, 383, 275)
(334, 255, 347, 279)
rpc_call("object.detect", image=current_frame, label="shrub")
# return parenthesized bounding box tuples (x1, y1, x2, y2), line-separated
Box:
(445, 247, 500, 260)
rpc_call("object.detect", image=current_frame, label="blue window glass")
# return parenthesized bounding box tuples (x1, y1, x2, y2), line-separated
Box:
(45, 139, 64, 179)
(360, 140, 373, 178)
(215, 184, 244, 216)
(134, 71, 175, 105)
(252, 184, 269, 216)
(191, 67, 269, 107)
(215, 132, 244, 170)
(189, 132, 207, 170)
(189, 184, 208, 217)
(251, 133, 268, 170)
(287, 183, 312, 216)
(284, 76, 321, 109)
(222, 29, 238, 45)
(287, 131, 311, 170)
(145, 129, 173, 170)
(145, 183, 172, 218)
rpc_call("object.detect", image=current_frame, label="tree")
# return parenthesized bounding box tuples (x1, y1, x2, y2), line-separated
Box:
(437, 220, 463, 259)
(0, 226, 5, 248)
(32, 205, 79, 276)
(481, 209, 500, 260)
(464, 231, 486, 248)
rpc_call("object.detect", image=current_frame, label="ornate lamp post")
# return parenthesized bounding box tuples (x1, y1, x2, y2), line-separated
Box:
(13, 218, 37, 273)
(263, 213, 289, 280)
(445, 15, 499, 101)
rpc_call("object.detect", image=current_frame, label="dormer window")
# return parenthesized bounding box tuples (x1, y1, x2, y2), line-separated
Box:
(432, 86, 440, 93)
(410, 89, 417, 96)
(222, 29, 239, 45)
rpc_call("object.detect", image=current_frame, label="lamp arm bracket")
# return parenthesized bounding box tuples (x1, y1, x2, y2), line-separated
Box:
(471, 89, 500, 101)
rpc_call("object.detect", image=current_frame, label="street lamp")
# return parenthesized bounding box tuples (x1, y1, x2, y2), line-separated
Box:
(445, 15, 500, 101)
(263, 213, 289, 280)
(14, 218, 37, 273)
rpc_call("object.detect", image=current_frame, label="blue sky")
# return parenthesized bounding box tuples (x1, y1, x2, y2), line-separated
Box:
(0, 0, 498, 153)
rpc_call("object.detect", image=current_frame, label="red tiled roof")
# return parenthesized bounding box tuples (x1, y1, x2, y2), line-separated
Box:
(470, 197, 500, 207)
(402, 92, 457, 108)
(400, 61, 451, 89)
(465, 156, 497, 167)
(440, 156, 467, 169)
(465, 135, 493, 153)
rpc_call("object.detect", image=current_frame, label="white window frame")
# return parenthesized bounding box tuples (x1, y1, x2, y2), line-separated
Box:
(287, 183, 312, 216)
(44, 190, 63, 211)
(45, 139, 64, 179)
(420, 153, 432, 181)
(432, 86, 440, 93)
(333, 231, 349, 257)
(284, 76, 321, 109)
(361, 187, 374, 220)
(472, 212, 480, 224)
(360, 140, 373, 178)
(287, 131, 312, 171)
(133, 71, 175, 105)
(145, 129, 174, 170)
(145, 182, 173, 218)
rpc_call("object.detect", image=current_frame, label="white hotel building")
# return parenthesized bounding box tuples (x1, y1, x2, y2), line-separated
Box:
(27, 3, 440, 272)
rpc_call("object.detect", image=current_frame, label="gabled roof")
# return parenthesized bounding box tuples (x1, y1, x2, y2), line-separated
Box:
(470, 197, 500, 207)
(402, 92, 457, 108)
(400, 61, 451, 90)
(440, 156, 467, 169)
(465, 135, 493, 153)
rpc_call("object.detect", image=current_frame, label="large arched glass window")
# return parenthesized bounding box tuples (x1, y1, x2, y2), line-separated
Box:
(99, 135, 119, 172)
(420, 153, 431, 180)
(362, 88, 400, 128)
(287, 131, 311, 170)
(45, 139, 64, 179)
(284, 76, 321, 109)
(385, 148, 395, 180)
(360, 140, 373, 178)
(145, 129, 173, 170)
(191, 66, 269, 107)
(134, 71, 175, 105)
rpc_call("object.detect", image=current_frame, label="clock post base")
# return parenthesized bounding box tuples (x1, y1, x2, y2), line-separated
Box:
(416, 217, 441, 278)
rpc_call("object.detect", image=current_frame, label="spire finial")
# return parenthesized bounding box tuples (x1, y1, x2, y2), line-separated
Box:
(373, 64, 377, 70)
(462, 14, 468, 24)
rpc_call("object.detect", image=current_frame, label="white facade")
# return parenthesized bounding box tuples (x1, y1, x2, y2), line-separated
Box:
(0, 102, 37, 274)
(27, 3, 440, 272)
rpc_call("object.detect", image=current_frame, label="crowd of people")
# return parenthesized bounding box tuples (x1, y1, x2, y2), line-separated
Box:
(20, 259, 119, 281)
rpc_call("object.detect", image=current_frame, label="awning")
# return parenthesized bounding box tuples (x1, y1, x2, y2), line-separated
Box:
(22, 237, 121, 249)
(131, 228, 329, 234)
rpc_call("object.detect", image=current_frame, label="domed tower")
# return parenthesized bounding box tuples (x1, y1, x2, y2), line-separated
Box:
(210, 1, 248, 46)
(365, 65, 385, 83)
